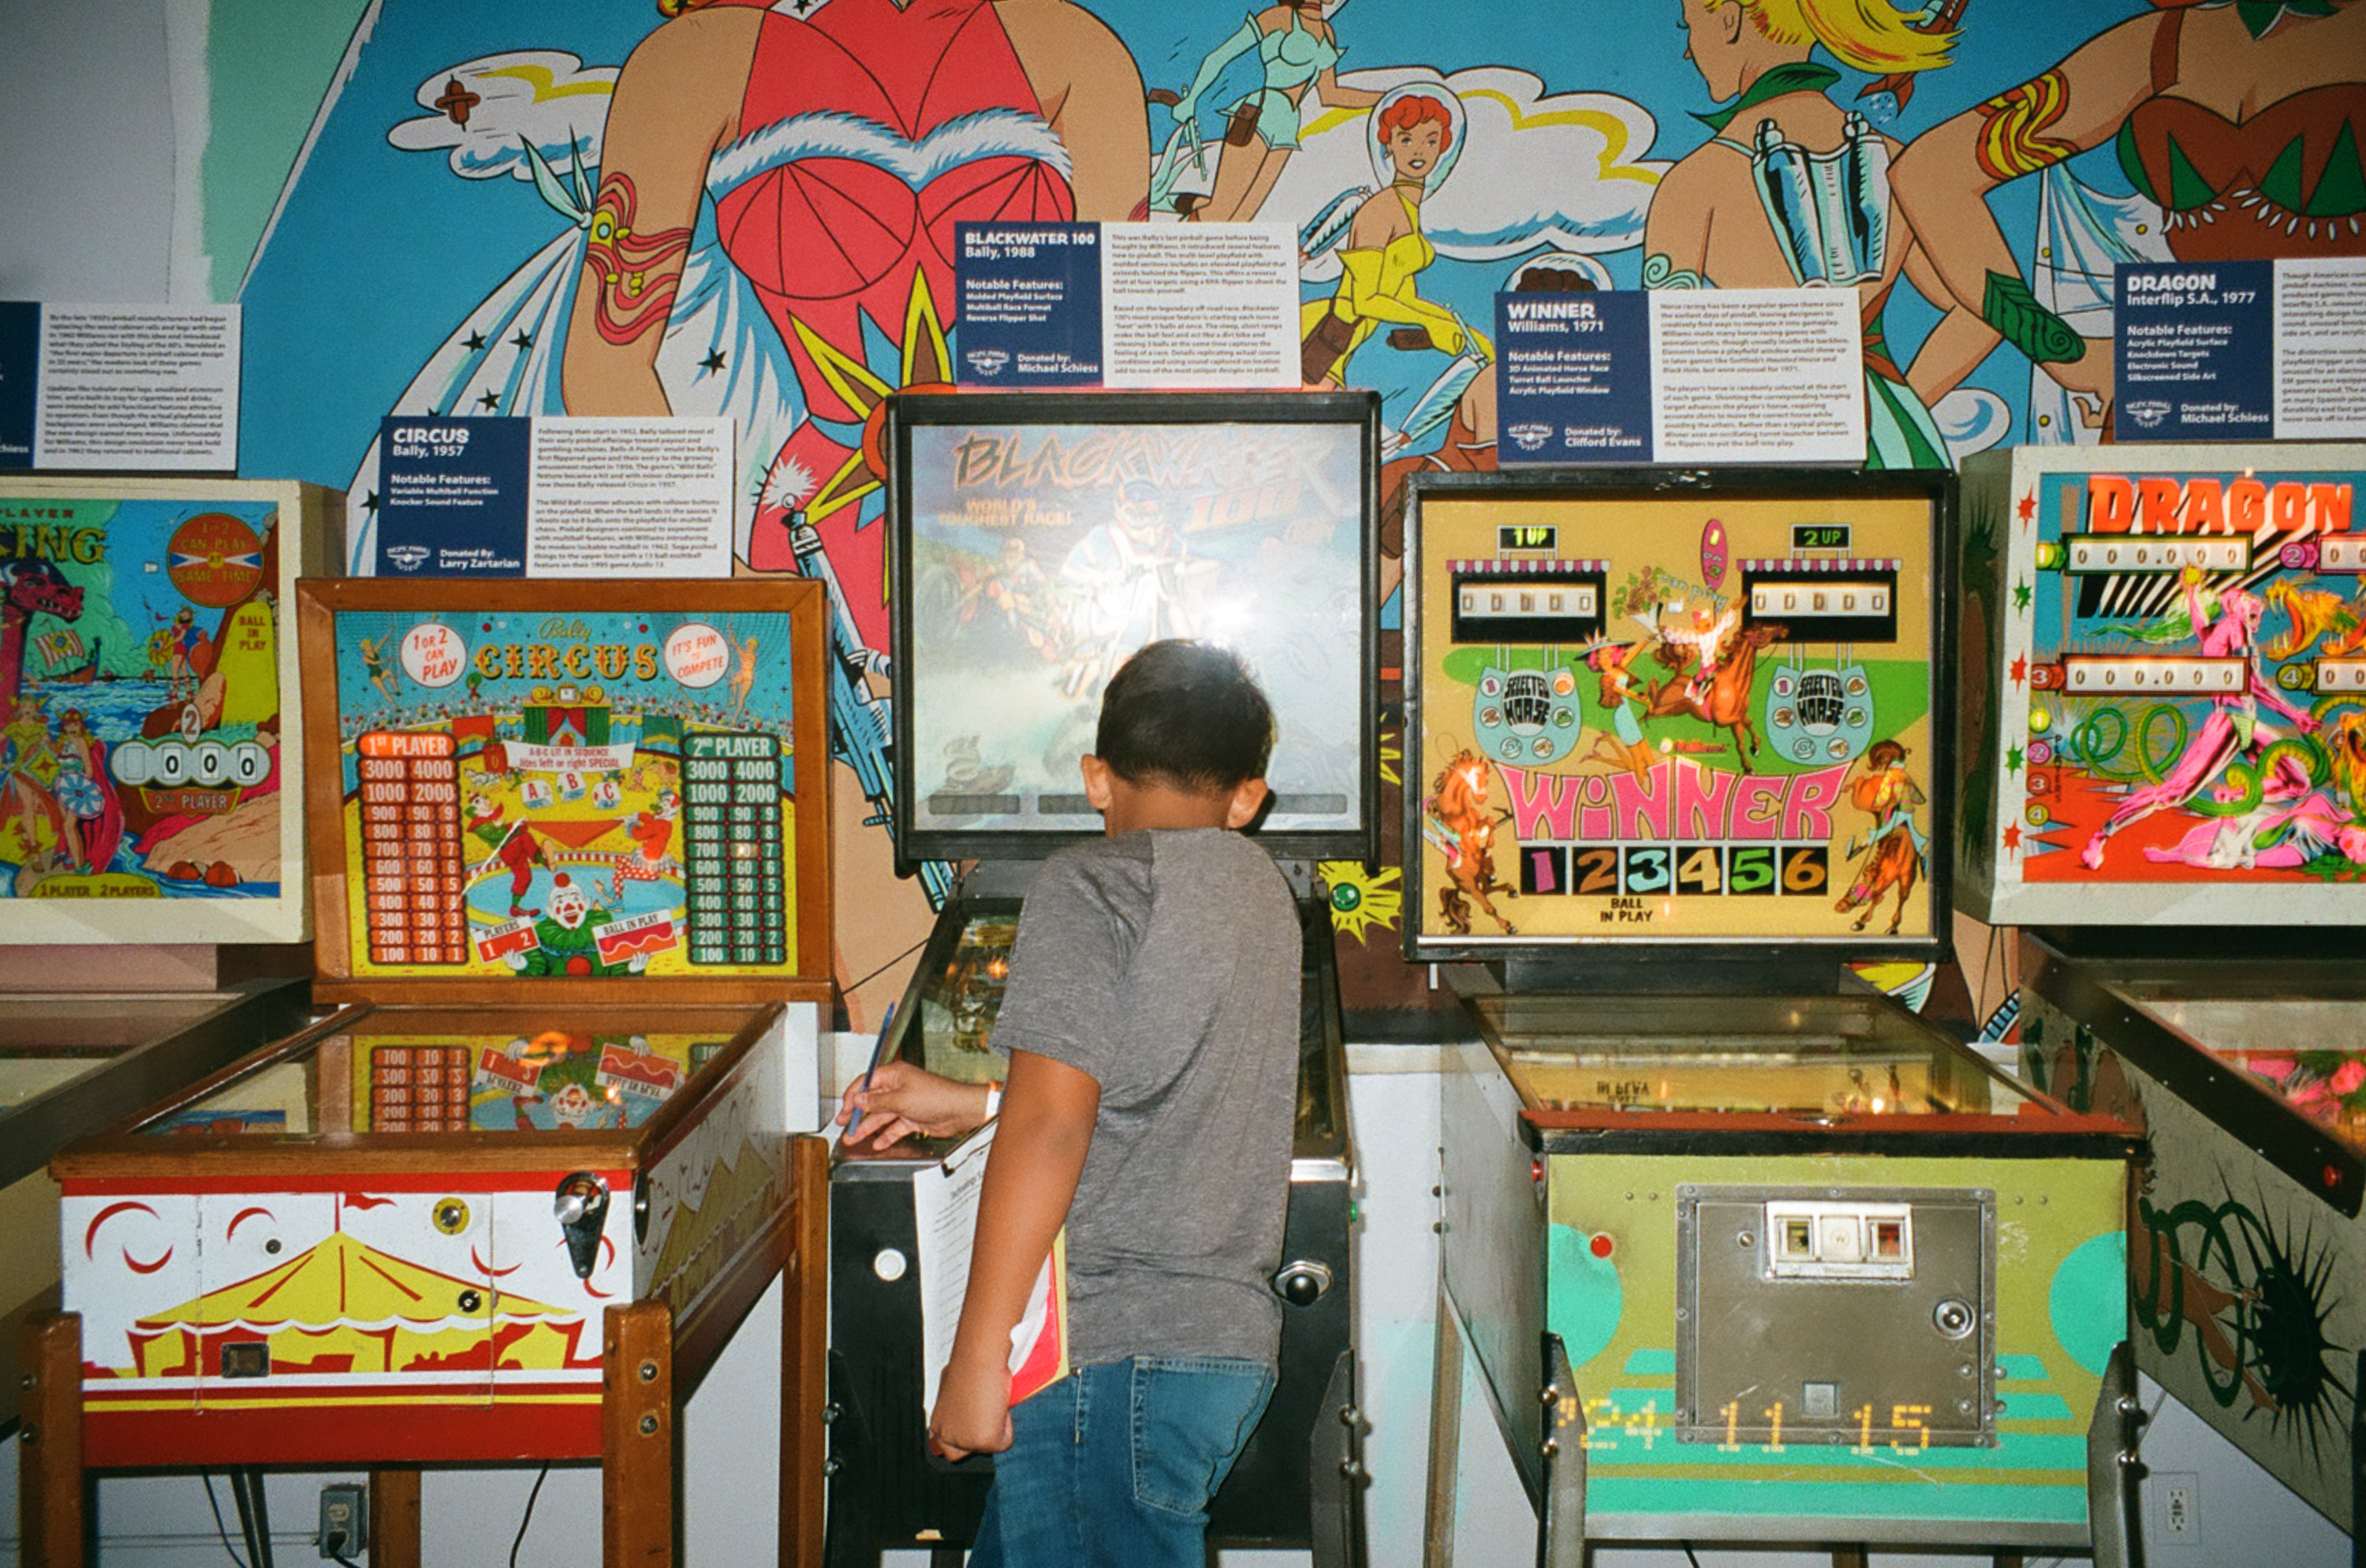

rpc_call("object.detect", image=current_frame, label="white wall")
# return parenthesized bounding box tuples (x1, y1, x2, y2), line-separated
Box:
(0, 0, 188, 304)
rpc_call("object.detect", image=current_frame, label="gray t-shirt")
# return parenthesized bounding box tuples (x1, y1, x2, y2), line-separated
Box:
(991, 827, 1302, 1367)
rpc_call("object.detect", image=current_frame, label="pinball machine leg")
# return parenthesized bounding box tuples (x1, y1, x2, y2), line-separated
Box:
(782, 1135, 829, 1568)
(1538, 1332, 1587, 1568)
(369, 1469, 422, 1568)
(17, 1311, 86, 1568)
(2349, 1349, 2361, 1568)
(1308, 1349, 1367, 1568)
(1421, 1289, 1465, 1568)
(604, 1298, 677, 1568)
(2084, 1340, 2141, 1568)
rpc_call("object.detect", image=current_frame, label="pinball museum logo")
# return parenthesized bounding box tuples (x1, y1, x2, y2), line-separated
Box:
(2122, 399, 2173, 431)
(965, 349, 1012, 378)
(1506, 422, 1553, 453)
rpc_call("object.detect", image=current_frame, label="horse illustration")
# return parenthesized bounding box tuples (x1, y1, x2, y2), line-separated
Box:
(1645, 611, 1782, 766)
(1423, 749, 1517, 936)
(1834, 738, 1925, 935)
(1837, 829, 1920, 934)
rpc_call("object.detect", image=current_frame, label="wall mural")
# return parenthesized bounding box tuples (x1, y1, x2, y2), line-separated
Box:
(234, 0, 2366, 1021)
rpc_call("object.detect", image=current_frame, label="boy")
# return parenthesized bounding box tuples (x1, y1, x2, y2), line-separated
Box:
(839, 639, 1302, 1567)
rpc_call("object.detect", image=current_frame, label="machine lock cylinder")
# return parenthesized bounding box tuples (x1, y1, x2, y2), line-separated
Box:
(555, 1171, 611, 1279)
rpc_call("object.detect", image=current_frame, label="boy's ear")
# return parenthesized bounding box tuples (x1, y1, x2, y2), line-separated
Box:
(1079, 754, 1116, 812)
(1223, 777, 1270, 830)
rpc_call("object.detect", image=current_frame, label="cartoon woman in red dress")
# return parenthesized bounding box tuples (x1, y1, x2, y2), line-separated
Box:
(559, 0, 1148, 648)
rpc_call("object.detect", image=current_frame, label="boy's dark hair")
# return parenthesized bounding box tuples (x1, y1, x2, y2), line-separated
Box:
(1095, 640, 1274, 793)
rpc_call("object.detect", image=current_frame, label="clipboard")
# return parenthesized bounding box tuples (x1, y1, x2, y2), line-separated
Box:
(910, 1118, 1072, 1416)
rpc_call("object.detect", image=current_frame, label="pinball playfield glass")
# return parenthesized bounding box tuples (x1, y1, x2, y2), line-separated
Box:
(1958, 443, 2366, 926)
(2023, 943, 2364, 1540)
(46, 577, 834, 1475)
(1407, 468, 2144, 1566)
(827, 389, 1379, 1565)
(0, 476, 336, 943)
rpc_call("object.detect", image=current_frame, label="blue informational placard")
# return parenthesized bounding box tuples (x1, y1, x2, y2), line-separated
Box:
(373, 414, 529, 575)
(2114, 260, 2274, 442)
(954, 222, 1102, 386)
(0, 302, 38, 469)
(1494, 289, 1651, 464)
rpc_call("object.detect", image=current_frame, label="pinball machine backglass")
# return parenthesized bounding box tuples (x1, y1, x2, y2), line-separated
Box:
(1957, 442, 2366, 927)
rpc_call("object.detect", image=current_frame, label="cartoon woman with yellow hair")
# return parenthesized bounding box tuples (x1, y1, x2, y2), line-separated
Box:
(1643, 0, 1991, 468)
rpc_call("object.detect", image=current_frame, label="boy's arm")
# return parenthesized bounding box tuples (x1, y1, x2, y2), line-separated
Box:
(929, 1047, 1099, 1459)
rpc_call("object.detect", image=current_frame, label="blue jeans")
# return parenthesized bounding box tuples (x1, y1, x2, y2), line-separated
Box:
(968, 1356, 1275, 1568)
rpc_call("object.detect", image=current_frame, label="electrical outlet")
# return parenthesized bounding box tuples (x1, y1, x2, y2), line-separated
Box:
(319, 1482, 368, 1559)
(2154, 1471, 2200, 1540)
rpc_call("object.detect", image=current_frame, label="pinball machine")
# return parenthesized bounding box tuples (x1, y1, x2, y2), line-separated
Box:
(1959, 442, 2366, 1559)
(1406, 467, 2143, 1565)
(1, 475, 333, 1435)
(20, 577, 836, 1566)
(824, 388, 1379, 1566)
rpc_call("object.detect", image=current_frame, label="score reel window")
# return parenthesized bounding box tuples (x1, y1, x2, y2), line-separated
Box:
(1449, 558, 1607, 644)
(1740, 558, 1899, 644)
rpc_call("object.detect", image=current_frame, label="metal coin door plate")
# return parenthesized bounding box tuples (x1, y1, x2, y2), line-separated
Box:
(1676, 1185, 1996, 1448)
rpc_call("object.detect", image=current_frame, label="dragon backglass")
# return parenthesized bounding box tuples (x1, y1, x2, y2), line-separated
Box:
(1961, 444, 2366, 926)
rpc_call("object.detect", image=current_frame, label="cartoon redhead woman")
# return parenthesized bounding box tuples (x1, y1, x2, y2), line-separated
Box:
(1301, 87, 1485, 388)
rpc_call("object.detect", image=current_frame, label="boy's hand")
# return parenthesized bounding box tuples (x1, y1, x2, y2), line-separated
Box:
(927, 1350, 1014, 1460)
(835, 1061, 992, 1150)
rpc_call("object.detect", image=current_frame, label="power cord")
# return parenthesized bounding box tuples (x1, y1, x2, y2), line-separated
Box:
(200, 1474, 253, 1568)
(844, 935, 928, 999)
(509, 1464, 551, 1568)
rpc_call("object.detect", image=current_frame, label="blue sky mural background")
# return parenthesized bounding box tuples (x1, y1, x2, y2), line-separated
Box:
(237, 0, 2163, 502)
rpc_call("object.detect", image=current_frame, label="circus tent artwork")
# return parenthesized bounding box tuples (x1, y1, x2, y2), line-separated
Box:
(110, 1227, 594, 1383)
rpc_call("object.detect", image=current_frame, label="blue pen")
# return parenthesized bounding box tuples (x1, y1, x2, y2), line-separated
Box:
(846, 1000, 898, 1145)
